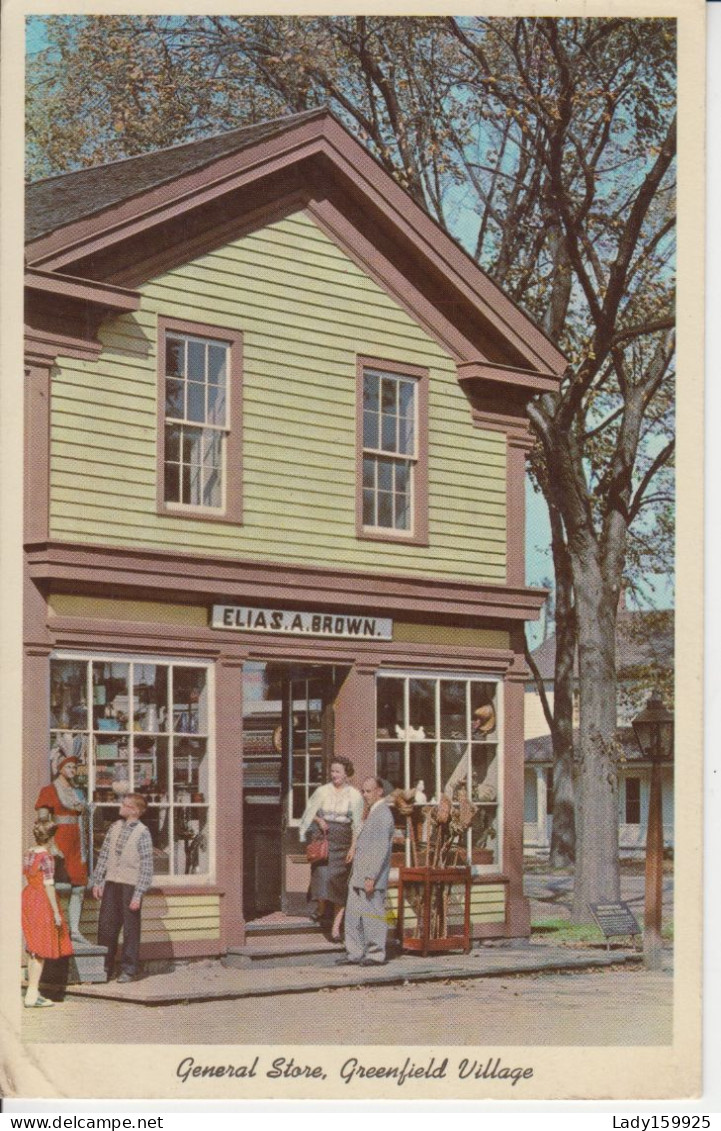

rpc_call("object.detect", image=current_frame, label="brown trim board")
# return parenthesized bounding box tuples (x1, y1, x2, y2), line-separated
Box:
(26, 541, 548, 622)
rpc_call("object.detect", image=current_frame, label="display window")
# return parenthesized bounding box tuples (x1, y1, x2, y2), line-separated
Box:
(49, 653, 215, 882)
(375, 672, 502, 867)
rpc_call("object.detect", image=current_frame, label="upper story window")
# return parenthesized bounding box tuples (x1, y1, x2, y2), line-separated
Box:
(356, 358, 429, 545)
(157, 316, 243, 524)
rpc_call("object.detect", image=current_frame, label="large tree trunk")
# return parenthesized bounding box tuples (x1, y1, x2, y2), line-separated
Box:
(548, 508, 576, 868)
(571, 555, 621, 922)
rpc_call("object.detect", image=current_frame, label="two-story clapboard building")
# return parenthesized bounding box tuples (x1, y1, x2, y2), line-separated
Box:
(24, 108, 566, 961)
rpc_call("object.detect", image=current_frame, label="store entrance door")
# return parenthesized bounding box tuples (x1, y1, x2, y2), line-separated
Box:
(242, 663, 347, 921)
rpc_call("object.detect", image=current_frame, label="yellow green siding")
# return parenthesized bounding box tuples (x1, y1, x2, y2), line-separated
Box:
(50, 210, 506, 582)
(385, 882, 506, 928)
(74, 892, 221, 945)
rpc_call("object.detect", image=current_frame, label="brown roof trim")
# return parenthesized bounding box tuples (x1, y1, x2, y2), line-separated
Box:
(26, 111, 566, 383)
(25, 118, 331, 269)
(26, 109, 326, 240)
(25, 268, 140, 313)
(24, 327, 103, 366)
(457, 360, 559, 395)
(26, 541, 548, 622)
(306, 195, 480, 362)
(319, 118, 565, 376)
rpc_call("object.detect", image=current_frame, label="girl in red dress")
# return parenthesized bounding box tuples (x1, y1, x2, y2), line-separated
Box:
(22, 819, 73, 1007)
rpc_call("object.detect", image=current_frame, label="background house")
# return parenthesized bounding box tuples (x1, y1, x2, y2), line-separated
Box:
(524, 603, 674, 857)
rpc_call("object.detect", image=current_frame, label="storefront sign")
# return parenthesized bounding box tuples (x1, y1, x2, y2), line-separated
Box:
(212, 605, 393, 640)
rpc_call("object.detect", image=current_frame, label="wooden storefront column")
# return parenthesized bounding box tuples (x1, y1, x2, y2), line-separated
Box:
(503, 640, 531, 936)
(333, 662, 377, 787)
(24, 363, 51, 544)
(23, 569, 52, 840)
(215, 656, 246, 950)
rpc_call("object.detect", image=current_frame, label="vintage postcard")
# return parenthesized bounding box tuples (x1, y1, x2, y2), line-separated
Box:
(0, 0, 705, 1105)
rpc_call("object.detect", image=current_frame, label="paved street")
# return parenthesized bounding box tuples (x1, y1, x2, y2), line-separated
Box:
(21, 962, 672, 1046)
(19, 868, 674, 1049)
(523, 865, 674, 925)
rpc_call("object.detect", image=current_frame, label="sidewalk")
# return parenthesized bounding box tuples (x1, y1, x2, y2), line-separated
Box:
(59, 942, 644, 1006)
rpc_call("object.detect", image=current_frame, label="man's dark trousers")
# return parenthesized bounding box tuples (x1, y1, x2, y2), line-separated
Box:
(98, 881, 141, 977)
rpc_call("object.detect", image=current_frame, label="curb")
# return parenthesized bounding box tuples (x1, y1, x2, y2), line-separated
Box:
(57, 948, 644, 1007)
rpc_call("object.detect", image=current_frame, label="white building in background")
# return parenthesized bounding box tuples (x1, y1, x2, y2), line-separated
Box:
(524, 606, 674, 858)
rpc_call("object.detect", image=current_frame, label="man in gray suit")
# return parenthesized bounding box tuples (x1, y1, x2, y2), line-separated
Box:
(337, 776, 396, 967)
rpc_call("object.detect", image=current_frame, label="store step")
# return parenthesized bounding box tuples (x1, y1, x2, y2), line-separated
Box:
(224, 933, 346, 969)
(244, 917, 321, 940)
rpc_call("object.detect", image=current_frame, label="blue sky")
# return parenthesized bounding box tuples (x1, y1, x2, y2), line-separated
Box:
(24, 14, 672, 638)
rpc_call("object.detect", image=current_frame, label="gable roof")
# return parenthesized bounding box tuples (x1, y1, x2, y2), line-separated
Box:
(525, 727, 652, 764)
(529, 608, 674, 682)
(26, 110, 324, 243)
(25, 108, 568, 388)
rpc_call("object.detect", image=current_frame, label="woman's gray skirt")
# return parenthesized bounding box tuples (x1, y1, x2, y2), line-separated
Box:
(308, 820, 353, 906)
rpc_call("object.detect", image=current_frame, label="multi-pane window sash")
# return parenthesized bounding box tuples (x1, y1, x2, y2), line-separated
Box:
(362, 368, 417, 532)
(49, 655, 213, 882)
(164, 333, 229, 510)
(375, 673, 501, 868)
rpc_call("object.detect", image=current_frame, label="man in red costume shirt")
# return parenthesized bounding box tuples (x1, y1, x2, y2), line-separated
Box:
(36, 754, 91, 947)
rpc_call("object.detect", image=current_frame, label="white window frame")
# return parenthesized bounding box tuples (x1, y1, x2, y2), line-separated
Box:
(286, 677, 324, 828)
(374, 669, 504, 872)
(49, 650, 216, 886)
(163, 331, 230, 513)
(362, 368, 418, 535)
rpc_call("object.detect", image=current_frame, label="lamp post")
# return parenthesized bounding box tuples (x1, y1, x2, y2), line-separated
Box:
(631, 693, 674, 970)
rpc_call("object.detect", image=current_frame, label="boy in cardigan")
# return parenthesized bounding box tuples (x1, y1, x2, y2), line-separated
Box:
(92, 793, 153, 983)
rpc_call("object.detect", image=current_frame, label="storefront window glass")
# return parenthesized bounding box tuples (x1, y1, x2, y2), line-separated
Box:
(290, 680, 324, 821)
(49, 656, 213, 882)
(376, 672, 501, 867)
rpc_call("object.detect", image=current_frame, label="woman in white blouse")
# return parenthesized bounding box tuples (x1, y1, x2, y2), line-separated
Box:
(299, 756, 363, 941)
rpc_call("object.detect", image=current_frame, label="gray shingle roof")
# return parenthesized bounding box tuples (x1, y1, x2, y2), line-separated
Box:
(525, 727, 648, 764)
(26, 108, 325, 243)
(529, 608, 674, 682)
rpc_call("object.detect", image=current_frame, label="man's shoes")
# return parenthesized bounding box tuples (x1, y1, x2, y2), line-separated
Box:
(360, 958, 388, 967)
(335, 957, 361, 966)
(116, 972, 138, 983)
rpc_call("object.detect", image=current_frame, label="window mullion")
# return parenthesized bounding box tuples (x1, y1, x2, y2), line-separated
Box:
(181, 339, 188, 420)
(86, 660, 95, 877)
(466, 680, 472, 858)
(129, 661, 134, 796)
(435, 680, 441, 803)
(169, 665, 175, 877)
(403, 679, 410, 792)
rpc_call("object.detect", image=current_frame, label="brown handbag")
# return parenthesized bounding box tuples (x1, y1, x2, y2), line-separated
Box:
(306, 829, 329, 864)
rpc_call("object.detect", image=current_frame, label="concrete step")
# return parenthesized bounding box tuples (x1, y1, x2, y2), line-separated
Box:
(245, 918, 320, 939)
(224, 933, 345, 969)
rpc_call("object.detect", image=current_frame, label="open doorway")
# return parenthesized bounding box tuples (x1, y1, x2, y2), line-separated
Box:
(242, 662, 350, 921)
